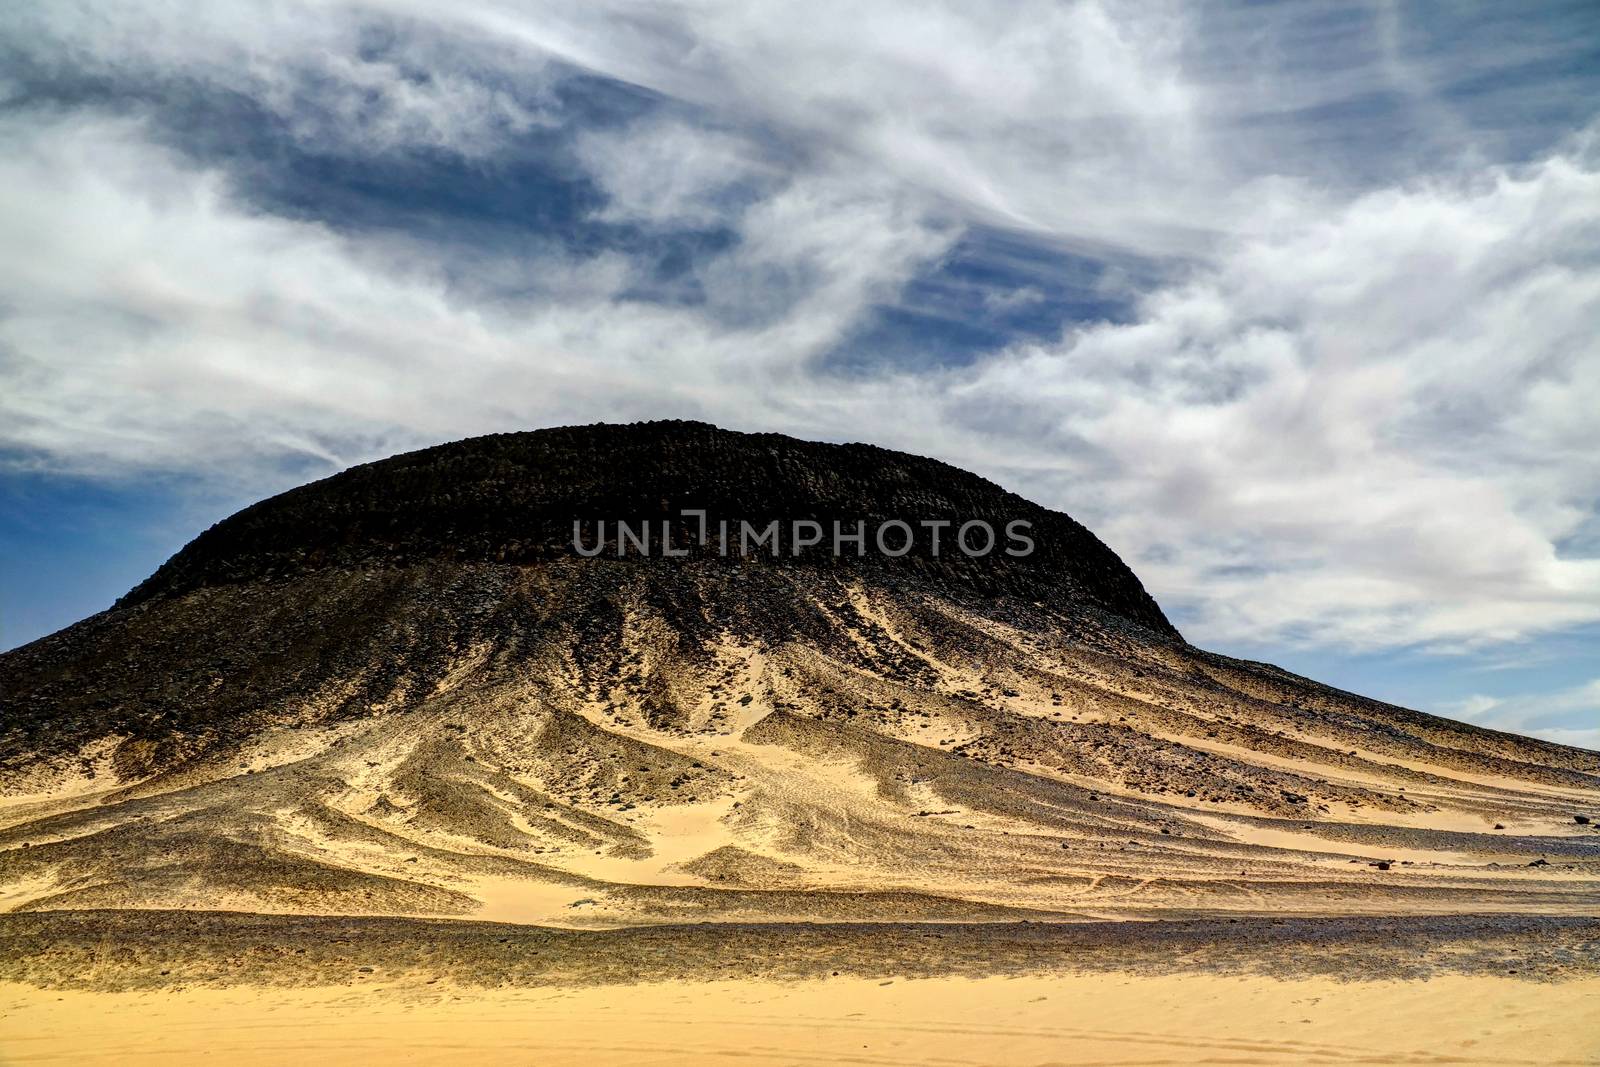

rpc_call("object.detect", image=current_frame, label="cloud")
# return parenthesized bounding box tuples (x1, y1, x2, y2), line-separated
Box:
(421, 0, 1217, 258)
(6, 2, 557, 157)
(941, 143, 1600, 651)
(1438, 678, 1600, 751)
(0, 106, 948, 483)
(575, 118, 767, 228)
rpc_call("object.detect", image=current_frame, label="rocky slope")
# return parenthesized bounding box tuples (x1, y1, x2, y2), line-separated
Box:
(1, 421, 1596, 927)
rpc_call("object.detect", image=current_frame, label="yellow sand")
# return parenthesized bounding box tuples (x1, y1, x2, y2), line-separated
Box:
(3, 974, 1596, 1066)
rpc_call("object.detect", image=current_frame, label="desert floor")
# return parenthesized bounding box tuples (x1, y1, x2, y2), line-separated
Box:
(4, 911, 1598, 1064)
(4, 972, 1598, 1066)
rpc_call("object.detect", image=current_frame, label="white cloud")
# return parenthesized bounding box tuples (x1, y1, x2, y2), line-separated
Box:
(421, 0, 1216, 258)
(575, 119, 765, 228)
(939, 146, 1600, 651)
(9, 2, 555, 157)
(1438, 679, 1600, 752)
(0, 108, 948, 482)
(1534, 728, 1600, 752)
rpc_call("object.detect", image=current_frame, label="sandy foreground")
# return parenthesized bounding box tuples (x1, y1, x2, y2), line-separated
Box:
(4, 973, 1598, 1066)
(4, 911, 1598, 1064)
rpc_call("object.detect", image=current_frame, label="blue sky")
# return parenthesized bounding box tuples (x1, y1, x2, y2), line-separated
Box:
(0, 1, 1597, 748)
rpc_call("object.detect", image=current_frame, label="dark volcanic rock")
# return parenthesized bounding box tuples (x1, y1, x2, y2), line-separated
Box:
(115, 421, 1177, 638)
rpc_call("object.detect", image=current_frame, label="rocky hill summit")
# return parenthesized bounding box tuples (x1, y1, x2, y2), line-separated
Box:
(117, 421, 1176, 637)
